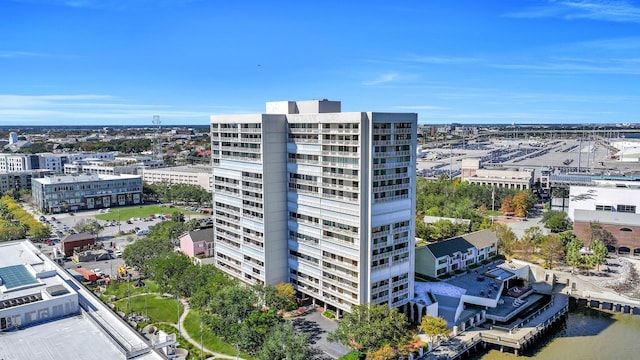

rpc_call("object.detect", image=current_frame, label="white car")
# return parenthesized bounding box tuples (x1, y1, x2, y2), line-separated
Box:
(114, 251, 122, 258)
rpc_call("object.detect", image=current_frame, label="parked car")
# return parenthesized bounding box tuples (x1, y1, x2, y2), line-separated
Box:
(136, 229, 149, 236)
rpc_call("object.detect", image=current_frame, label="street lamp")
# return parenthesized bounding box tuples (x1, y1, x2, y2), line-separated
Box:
(177, 295, 181, 333)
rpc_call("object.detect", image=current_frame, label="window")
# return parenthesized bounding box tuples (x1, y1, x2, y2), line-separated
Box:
(617, 205, 636, 213)
(620, 228, 633, 232)
(595, 205, 613, 212)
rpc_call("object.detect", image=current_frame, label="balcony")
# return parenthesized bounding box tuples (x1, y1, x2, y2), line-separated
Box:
(321, 161, 359, 169)
(321, 128, 359, 134)
(288, 128, 319, 134)
(239, 127, 262, 133)
(321, 171, 358, 180)
(240, 137, 262, 143)
(322, 255, 358, 271)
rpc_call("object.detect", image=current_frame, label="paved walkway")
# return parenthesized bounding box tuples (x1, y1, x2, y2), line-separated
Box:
(176, 298, 242, 360)
(125, 293, 242, 360)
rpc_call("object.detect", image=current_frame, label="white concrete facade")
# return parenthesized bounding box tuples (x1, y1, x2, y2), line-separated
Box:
(568, 180, 640, 222)
(211, 100, 417, 313)
(142, 165, 213, 192)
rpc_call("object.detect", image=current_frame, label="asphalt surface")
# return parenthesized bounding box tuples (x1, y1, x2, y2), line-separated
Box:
(25, 204, 166, 278)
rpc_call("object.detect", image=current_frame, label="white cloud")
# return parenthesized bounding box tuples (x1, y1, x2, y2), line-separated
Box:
(0, 94, 209, 124)
(506, 0, 640, 24)
(392, 105, 448, 110)
(362, 72, 400, 86)
(398, 55, 478, 65)
(0, 51, 48, 58)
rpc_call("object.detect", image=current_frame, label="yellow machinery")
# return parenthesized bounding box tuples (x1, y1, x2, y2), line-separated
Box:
(118, 265, 128, 277)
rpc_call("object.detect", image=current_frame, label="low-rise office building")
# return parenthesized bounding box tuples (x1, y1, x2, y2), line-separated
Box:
(142, 165, 213, 192)
(31, 174, 143, 213)
(0, 240, 172, 359)
(461, 158, 534, 190)
(569, 180, 640, 253)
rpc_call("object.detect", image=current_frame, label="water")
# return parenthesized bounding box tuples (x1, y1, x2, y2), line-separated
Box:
(479, 306, 640, 360)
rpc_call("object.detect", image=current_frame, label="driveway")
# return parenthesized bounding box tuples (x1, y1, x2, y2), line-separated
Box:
(289, 309, 351, 359)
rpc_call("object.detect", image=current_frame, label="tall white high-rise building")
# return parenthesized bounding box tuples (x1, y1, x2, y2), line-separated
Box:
(211, 100, 417, 314)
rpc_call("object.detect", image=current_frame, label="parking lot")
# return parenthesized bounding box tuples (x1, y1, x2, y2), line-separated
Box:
(28, 205, 168, 278)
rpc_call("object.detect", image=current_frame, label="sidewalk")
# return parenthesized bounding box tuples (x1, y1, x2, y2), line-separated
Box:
(176, 298, 243, 360)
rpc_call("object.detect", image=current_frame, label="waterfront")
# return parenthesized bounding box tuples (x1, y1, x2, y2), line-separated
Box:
(479, 305, 640, 360)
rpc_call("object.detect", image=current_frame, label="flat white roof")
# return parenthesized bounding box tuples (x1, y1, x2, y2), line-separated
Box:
(0, 241, 166, 360)
(33, 174, 141, 185)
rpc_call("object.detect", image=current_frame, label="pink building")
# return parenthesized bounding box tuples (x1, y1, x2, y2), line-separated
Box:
(179, 228, 214, 258)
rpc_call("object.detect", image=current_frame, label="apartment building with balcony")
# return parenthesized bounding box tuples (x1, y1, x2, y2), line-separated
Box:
(211, 99, 417, 315)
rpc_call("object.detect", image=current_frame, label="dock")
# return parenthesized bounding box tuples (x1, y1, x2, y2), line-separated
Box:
(422, 294, 569, 359)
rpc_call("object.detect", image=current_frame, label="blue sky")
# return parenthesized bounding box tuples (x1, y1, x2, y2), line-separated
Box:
(1, 0, 640, 126)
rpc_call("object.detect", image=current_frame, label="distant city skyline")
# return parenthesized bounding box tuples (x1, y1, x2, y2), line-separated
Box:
(1, 0, 640, 126)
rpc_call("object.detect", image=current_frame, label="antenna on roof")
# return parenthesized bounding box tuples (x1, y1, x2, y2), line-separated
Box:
(153, 115, 162, 160)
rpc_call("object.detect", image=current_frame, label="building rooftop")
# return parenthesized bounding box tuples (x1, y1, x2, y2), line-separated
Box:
(0, 240, 169, 359)
(186, 228, 214, 243)
(425, 236, 474, 259)
(33, 173, 141, 185)
(463, 229, 498, 250)
(144, 165, 211, 174)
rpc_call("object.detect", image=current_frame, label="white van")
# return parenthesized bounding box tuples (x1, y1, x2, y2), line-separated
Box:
(136, 229, 149, 236)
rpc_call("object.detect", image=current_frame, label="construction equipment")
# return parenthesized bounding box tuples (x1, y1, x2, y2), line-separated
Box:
(118, 265, 128, 277)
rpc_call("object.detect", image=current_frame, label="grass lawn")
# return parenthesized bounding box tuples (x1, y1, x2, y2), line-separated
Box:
(183, 309, 255, 359)
(101, 280, 160, 301)
(113, 294, 183, 324)
(95, 204, 201, 221)
(486, 210, 503, 217)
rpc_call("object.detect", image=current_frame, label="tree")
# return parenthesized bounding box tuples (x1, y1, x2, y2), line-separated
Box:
(540, 234, 564, 269)
(511, 191, 533, 218)
(366, 345, 398, 360)
(500, 196, 514, 215)
(492, 223, 516, 257)
(565, 237, 584, 271)
(30, 225, 51, 241)
(590, 239, 608, 272)
(588, 222, 617, 248)
(122, 236, 173, 275)
(74, 219, 104, 238)
(419, 315, 449, 346)
(415, 217, 430, 240)
(523, 226, 545, 246)
(328, 304, 412, 353)
(147, 252, 193, 294)
(172, 211, 185, 223)
(258, 322, 313, 360)
(541, 210, 570, 233)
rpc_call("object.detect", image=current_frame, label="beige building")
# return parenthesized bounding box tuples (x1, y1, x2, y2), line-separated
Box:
(461, 158, 534, 190)
(142, 165, 213, 192)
